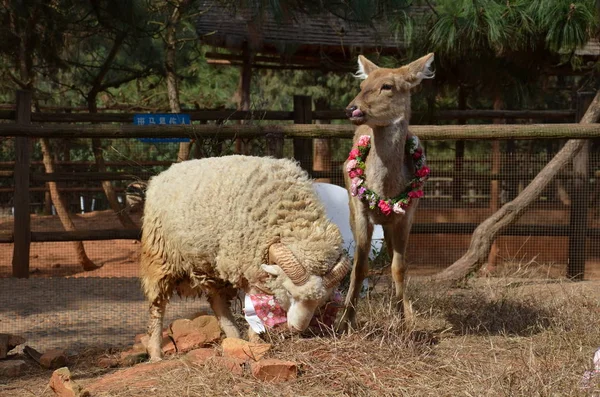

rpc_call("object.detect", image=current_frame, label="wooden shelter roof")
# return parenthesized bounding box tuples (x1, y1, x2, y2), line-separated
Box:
(196, 1, 431, 70)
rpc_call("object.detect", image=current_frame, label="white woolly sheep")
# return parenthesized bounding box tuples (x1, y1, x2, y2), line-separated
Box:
(140, 155, 351, 361)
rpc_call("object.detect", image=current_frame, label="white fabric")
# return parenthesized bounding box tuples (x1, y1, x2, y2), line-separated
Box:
(243, 294, 266, 334)
(313, 182, 384, 259)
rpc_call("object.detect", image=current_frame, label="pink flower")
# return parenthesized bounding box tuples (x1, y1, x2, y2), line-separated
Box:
(392, 202, 405, 214)
(346, 159, 357, 172)
(348, 168, 364, 179)
(357, 186, 367, 199)
(358, 135, 371, 147)
(348, 148, 360, 160)
(413, 149, 422, 160)
(378, 200, 392, 215)
(415, 166, 430, 178)
(350, 177, 362, 196)
(408, 190, 424, 199)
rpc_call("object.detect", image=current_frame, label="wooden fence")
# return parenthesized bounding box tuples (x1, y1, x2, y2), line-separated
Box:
(1, 90, 599, 279)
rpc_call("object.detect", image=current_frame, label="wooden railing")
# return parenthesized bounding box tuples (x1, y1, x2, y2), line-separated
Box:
(1, 91, 598, 279)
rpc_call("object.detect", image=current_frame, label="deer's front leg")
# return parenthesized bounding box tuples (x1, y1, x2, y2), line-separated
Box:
(337, 203, 373, 333)
(385, 206, 416, 322)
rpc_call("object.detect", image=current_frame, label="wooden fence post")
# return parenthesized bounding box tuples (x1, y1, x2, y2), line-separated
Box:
(12, 90, 32, 278)
(293, 95, 313, 172)
(265, 133, 284, 158)
(313, 97, 332, 183)
(567, 91, 595, 280)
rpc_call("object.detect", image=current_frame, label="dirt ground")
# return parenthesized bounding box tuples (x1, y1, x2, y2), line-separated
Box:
(1, 209, 600, 396)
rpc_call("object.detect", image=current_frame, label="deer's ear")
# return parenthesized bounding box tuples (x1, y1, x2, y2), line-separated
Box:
(355, 55, 379, 80)
(403, 53, 435, 88)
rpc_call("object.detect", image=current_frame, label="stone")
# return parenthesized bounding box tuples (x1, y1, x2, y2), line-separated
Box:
(96, 357, 119, 369)
(85, 360, 182, 394)
(251, 359, 297, 382)
(48, 367, 90, 397)
(185, 348, 218, 365)
(40, 349, 68, 370)
(0, 333, 26, 359)
(222, 338, 271, 361)
(169, 316, 221, 343)
(167, 316, 221, 353)
(0, 360, 27, 377)
(173, 332, 217, 354)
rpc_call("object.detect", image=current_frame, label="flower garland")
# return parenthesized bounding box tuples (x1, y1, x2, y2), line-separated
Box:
(347, 134, 430, 216)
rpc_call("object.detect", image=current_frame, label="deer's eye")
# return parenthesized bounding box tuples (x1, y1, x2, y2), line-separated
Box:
(381, 83, 393, 91)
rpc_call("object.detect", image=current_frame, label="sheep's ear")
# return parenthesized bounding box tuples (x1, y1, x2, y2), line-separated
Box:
(355, 55, 379, 80)
(261, 264, 281, 277)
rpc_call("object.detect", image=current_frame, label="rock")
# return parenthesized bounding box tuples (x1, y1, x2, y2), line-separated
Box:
(0, 333, 26, 358)
(40, 349, 68, 369)
(173, 332, 216, 354)
(222, 338, 271, 361)
(169, 316, 221, 342)
(251, 359, 297, 382)
(185, 348, 217, 365)
(48, 367, 89, 397)
(85, 360, 182, 394)
(168, 316, 221, 353)
(96, 357, 119, 369)
(0, 360, 27, 377)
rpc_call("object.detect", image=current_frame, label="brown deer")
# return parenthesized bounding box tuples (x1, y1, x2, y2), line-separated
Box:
(337, 53, 434, 332)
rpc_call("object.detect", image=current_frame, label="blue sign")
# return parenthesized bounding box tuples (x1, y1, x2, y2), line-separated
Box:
(134, 113, 191, 143)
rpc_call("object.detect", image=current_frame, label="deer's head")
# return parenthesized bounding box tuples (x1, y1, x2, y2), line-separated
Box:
(346, 53, 434, 127)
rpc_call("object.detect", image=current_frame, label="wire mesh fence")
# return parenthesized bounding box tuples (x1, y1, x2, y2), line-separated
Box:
(0, 133, 598, 352)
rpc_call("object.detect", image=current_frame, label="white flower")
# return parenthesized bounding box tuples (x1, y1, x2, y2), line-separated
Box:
(393, 202, 405, 214)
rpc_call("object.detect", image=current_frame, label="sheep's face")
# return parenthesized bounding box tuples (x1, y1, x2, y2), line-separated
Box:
(262, 265, 332, 332)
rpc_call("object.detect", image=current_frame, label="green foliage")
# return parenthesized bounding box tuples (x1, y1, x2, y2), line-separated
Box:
(529, 0, 598, 53)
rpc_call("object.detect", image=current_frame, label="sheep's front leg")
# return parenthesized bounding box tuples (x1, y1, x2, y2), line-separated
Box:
(337, 203, 373, 333)
(208, 289, 241, 339)
(147, 298, 167, 362)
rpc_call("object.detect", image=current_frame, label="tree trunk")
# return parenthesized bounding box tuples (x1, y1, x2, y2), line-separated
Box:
(486, 96, 504, 270)
(453, 85, 466, 202)
(166, 1, 190, 162)
(40, 138, 99, 271)
(88, 95, 137, 229)
(431, 89, 600, 282)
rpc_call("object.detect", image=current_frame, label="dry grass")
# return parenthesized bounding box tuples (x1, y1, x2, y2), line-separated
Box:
(3, 272, 600, 397)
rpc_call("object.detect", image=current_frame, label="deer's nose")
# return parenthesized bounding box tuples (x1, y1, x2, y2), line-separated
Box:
(346, 106, 364, 118)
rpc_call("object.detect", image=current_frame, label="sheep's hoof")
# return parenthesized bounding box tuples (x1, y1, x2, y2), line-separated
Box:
(146, 355, 163, 364)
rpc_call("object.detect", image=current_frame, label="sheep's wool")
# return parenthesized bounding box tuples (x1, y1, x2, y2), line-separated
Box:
(140, 155, 344, 299)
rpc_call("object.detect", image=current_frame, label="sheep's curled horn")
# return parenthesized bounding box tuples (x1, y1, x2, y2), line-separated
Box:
(268, 243, 351, 287)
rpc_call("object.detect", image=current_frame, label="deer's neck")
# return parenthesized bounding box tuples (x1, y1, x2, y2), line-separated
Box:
(365, 119, 410, 197)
